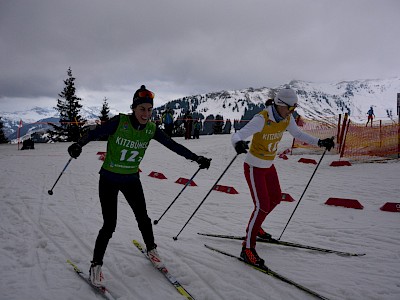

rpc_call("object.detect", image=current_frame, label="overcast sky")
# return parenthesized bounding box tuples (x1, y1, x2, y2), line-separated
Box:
(1, 0, 399, 112)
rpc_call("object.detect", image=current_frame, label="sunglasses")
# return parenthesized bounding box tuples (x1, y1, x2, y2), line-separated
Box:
(138, 90, 155, 99)
(278, 98, 298, 111)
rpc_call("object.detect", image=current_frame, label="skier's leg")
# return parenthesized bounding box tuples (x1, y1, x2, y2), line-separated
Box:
(243, 163, 270, 248)
(265, 165, 282, 213)
(121, 178, 155, 249)
(92, 175, 119, 264)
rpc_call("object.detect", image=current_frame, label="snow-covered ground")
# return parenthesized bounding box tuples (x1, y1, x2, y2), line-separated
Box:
(1, 133, 399, 300)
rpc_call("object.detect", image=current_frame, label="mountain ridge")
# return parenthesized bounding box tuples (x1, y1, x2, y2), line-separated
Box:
(1, 77, 399, 140)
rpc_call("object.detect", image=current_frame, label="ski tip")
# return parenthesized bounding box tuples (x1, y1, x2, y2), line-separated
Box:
(66, 260, 81, 272)
(66, 259, 74, 266)
(197, 232, 209, 236)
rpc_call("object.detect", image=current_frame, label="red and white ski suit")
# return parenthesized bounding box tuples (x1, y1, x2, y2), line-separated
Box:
(232, 106, 319, 248)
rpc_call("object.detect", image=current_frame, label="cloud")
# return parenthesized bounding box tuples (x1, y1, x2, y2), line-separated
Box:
(1, 0, 399, 112)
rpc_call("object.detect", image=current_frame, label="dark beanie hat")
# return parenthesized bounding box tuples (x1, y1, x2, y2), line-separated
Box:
(131, 85, 154, 109)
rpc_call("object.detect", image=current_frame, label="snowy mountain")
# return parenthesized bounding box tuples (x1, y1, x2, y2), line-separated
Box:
(290, 78, 399, 121)
(1, 106, 118, 140)
(1, 77, 399, 140)
(153, 77, 399, 124)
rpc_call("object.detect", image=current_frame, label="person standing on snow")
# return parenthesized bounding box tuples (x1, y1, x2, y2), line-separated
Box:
(231, 87, 334, 267)
(183, 110, 193, 140)
(161, 107, 174, 137)
(67, 85, 212, 287)
(366, 106, 375, 127)
(193, 119, 202, 139)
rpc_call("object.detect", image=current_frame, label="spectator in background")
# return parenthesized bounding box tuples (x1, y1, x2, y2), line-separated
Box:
(21, 138, 35, 150)
(193, 119, 202, 139)
(153, 114, 161, 129)
(234, 119, 241, 133)
(161, 108, 174, 137)
(183, 110, 193, 140)
(366, 106, 375, 127)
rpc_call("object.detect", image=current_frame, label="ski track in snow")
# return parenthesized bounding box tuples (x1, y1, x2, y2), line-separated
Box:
(1, 133, 400, 300)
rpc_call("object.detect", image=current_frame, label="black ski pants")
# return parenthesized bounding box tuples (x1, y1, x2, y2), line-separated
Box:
(92, 174, 155, 264)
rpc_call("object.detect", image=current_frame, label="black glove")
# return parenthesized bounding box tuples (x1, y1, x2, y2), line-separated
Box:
(318, 137, 335, 151)
(196, 156, 212, 169)
(68, 143, 82, 159)
(234, 141, 250, 154)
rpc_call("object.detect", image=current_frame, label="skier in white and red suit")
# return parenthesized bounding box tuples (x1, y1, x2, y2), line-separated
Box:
(231, 87, 334, 267)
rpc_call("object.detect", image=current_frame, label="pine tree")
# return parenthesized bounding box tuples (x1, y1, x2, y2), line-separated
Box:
(48, 67, 86, 142)
(97, 97, 111, 141)
(99, 97, 110, 123)
(0, 116, 9, 144)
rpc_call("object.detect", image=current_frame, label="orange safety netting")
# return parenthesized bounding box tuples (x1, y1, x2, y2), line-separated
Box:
(292, 115, 400, 161)
(341, 121, 399, 160)
(292, 116, 338, 150)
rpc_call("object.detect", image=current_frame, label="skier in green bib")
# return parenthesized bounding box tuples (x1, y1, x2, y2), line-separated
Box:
(67, 85, 212, 287)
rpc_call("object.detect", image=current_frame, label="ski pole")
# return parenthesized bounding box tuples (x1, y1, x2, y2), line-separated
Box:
(278, 149, 327, 240)
(154, 167, 202, 225)
(48, 157, 73, 195)
(173, 154, 239, 241)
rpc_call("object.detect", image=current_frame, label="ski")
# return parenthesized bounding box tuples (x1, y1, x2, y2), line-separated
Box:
(205, 244, 330, 300)
(66, 260, 117, 300)
(198, 233, 365, 257)
(132, 240, 196, 300)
